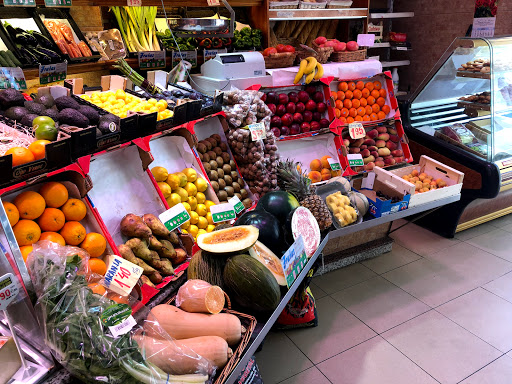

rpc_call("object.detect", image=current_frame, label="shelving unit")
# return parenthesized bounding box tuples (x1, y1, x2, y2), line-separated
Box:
(370, 11, 414, 18)
(268, 8, 368, 21)
(381, 59, 410, 67)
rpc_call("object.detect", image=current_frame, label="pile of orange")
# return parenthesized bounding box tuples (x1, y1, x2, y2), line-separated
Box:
(308, 156, 341, 183)
(3, 181, 108, 275)
(4, 140, 52, 167)
(331, 80, 391, 124)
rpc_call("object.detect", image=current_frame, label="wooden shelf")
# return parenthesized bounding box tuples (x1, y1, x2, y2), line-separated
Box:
(370, 12, 414, 18)
(268, 7, 368, 20)
(381, 60, 410, 67)
(36, 0, 263, 6)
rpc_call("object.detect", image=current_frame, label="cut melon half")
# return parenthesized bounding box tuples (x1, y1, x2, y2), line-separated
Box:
(197, 225, 259, 254)
(249, 241, 287, 286)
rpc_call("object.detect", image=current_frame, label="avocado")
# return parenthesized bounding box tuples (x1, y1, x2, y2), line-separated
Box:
(0, 89, 25, 109)
(44, 109, 59, 121)
(20, 113, 39, 127)
(55, 96, 80, 111)
(24, 100, 46, 115)
(78, 105, 100, 124)
(98, 119, 120, 134)
(100, 113, 119, 122)
(5, 106, 28, 121)
(58, 108, 90, 128)
(35, 94, 55, 108)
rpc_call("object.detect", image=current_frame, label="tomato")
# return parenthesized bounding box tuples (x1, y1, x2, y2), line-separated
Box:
(276, 44, 286, 53)
(263, 47, 278, 56)
(284, 45, 295, 53)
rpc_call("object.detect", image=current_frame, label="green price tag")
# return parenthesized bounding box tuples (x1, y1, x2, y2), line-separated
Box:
(44, 0, 71, 6)
(39, 62, 67, 85)
(3, 0, 35, 6)
(328, 157, 341, 171)
(348, 154, 364, 167)
(159, 203, 191, 231)
(210, 203, 236, 223)
(228, 196, 245, 214)
(138, 51, 166, 70)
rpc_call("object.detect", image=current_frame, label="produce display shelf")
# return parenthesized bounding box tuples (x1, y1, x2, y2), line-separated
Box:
(456, 71, 491, 80)
(370, 12, 415, 19)
(268, 8, 368, 20)
(34, 0, 262, 6)
(372, 42, 391, 48)
(381, 60, 410, 67)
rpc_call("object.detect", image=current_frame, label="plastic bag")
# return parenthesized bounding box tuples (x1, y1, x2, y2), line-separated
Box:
(175, 279, 225, 314)
(27, 241, 215, 384)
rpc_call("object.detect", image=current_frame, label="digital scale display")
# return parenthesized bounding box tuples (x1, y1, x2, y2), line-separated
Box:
(0, 276, 12, 290)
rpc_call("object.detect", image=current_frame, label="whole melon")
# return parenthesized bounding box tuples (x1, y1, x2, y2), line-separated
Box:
(328, 176, 351, 194)
(348, 191, 369, 216)
(256, 191, 299, 225)
(235, 210, 284, 255)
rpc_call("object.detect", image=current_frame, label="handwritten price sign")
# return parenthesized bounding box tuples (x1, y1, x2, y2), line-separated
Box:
(348, 122, 365, 140)
(0, 273, 20, 310)
(104, 255, 143, 296)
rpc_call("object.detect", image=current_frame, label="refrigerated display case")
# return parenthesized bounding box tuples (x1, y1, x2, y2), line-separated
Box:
(400, 36, 512, 236)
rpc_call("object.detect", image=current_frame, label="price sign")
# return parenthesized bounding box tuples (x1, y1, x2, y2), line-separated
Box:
(39, 62, 67, 85)
(207, 0, 220, 5)
(172, 50, 197, 68)
(3, 0, 34, 6)
(281, 235, 308, 287)
(347, 153, 364, 167)
(348, 122, 365, 139)
(0, 273, 20, 311)
(138, 51, 166, 70)
(44, 0, 71, 6)
(103, 255, 143, 296)
(0, 67, 26, 90)
(248, 123, 266, 141)
(357, 34, 375, 47)
(210, 203, 236, 223)
(204, 48, 227, 62)
(127, 0, 141, 5)
(327, 157, 341, 171)
(159, 203, 191, 232)
(228, 196, 245, 214)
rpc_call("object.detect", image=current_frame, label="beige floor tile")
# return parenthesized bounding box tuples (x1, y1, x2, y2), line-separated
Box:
(309, 282, 328, 300)
(488, 213, 512, 228)
(285, 296, 376, 364)
(455, 222, 497, 241)
(362, 243, 422, 274)
(483, 272, 512, 303)
(466, 229, 512, 262)
(313, 264, 377, 295)
(390, 222, 460, 256)
(279, 366, 331, 384)
(331, 276, 430, 333)
(460, 356, 512, 384)
(382, 311, 501, 384)
(317, 336, 438, 384)
(255, 332, 313, 384)
(437, 288, 512, 353)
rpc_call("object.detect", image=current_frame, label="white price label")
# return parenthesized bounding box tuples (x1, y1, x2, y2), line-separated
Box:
(127, 0, 141, 5)
(109, 315, 137, 338)
(348, 122, 365, 139)
(396, 46, 408, 51)
(248, 123, 266, 141)
(0, 273, 20, 310)
(160, 203, 191, 232)
(104, 255, 143, 296)
(281, 235, 308, 287)
(207, 0, 220, 5)
(327, 157, 341, 171)
(347, 153, 364, 167)
(210, 203, 236, 223)
(228, 196, 245, 214)
(357, 34, 375, 47)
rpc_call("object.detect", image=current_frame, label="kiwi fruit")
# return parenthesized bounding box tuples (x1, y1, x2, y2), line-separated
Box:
(230, 171, 238, 179)
(203, 162, 211, 173)
(209, 160, 218, 169)
(203, 153, 210, 163)
(216, 156, 224, 167)
(210, 180, 219, 192)
(206, 137, 217, 147)
(198, 153, 204, 161)
(214, 147, 223, 156)
(218, 178, 226, 189)
(197, 142, 207, 154)
(221, 152, 230, 163)
(220, 142, 228, 151)
(225, 186, 234, 197)
(235, 193, 242, 200)
(242, 198, 252, 208)
(212, 134, 221, 143)
(229, 160, 236, 168)
(224, 175, 233, 186)
(209, 170, 218, 181)
(222, 164, 231, 174)
(218, 190, 228, 201)
(240, 188, 248, 199)
(207, 151, 216, 159)
(204, 140, 212, 151)
(232, 182, 241, 193)
(238, 178, 245, 187)
(217, 168, 225, 179)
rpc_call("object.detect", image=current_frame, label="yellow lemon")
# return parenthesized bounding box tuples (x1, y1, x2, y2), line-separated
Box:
(181, 220, 190, 230)
(196, 192, 206, 204)
(188, 224, 199, 238)
(148, 98, 158, 105)
(175, 172, 188, 187)
(181, 229, 188, 234)
(197, 216, 208, 230)
(205, 200, 216, 212)
(196, 203, 207, 217)
(167, 193, 181, 207)
(189, 211, 199, 225)
(182, 168, 197, 182)
(197, 229, 207, 237)
(175, 187, 189, 202)
(206, 224, 215, 233)
(166, 174, 180, 190)
(184, 182, 197, 197)
(206, 212, 214, 225)
(188, 196, 197, 211)
(194, 178, 208, 193)
(182, 202, 191, 213)
(156, 100, 168, 112)
(158, 182, 172, 198)
(151, 166, 168, 182)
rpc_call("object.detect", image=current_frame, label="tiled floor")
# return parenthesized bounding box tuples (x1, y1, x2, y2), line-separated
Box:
(255, 219, 512, 384)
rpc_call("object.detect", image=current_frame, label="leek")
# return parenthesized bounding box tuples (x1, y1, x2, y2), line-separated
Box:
(111, 6, 160, 52)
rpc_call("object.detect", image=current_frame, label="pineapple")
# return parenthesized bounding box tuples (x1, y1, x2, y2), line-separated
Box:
(277, 159, 333, 231)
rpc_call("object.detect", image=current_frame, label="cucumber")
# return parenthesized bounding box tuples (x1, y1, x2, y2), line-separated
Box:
(0, 51, 9, 67)
(6, 51, 21, 67)
(0, 51, 15, 67)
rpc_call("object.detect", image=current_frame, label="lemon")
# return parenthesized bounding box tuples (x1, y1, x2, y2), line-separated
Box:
(167, 193, 181, 207)
(205, 200, 216, 212)
(182, 202, 191, 213)
(115, 89, 126, 100)
(158, 182, 172, 198)
(151, 166, 168, 182)
(188, 224, 199, 238)
(194, 178, 208, 193)
(196, 203, 207, 217)
(181, 229, 188, 234)
(206, 212, 214, 225)
(181, 220, 190, 230)
(148, 98, 158, 105)
(196, 192, 206, 204)
(206, 224, 215, 233)
(197, 229, 207, 237)
(175, 172, 188, 187)
(189, 211, 199, 225)
(197, 216, 208, 229)
(156, 100, 168, 112)
(188, 196, 197, 211)
(182, 168, 197, 182)
(184, 182, 197, 197)
(166, 174, 180, 190)
(176, 187, 189, 202)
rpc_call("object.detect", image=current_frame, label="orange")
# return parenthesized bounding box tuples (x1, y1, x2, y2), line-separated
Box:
(348, 82, 356, 91)
(337, 91, 345, 100)
(89, 258, 107, 276)
(310, 159, 322, 171)
(331, 91, 338, 100)
(28, 140, 51, 161)
(341, 108, 349, 118)
(3, 202, 19, 226)
(356, 81, 365, 90)
(379, 88, 387, 98)
(335, 99, 344, 109)
(382, 105, 391, 114)
(371, 90, 380, 99)
(320, 168, 331, 181)
(40, 232, 66, 246)
(39, 182, 69, 208)
(360, 98, 368, 107)
(88, 283, 107, 295)
(343, 99, 352, 109)
(374, 81, 382, 90)
(363, 115, 371, 121)
(362, 88, 370, 98)
(338, 82, 348, 91)
(38, 208, 65, 232)
(365, 82, 375, 91)
(367, 96, 376, 105)
(13, 191, 46, 220)
(345, 90, 353, 100)
(20, 245, 33, 262)
(377, 111, 387, 120)
(320, 155, 332, 169)
(365, 105, 373, 115)
(352, 99, 360, 108)
(346, 117, 355, 124)
(13, 220, 41, 246)
(349, 108, 357, 118)
(80, 232, 107, 258)
(61, 198, 87, 221)
(60, 221, 86, 246)
(339, 116, 346, 124)
(370, 113, 378, 121)
(376, 97, 386, 107)
(5, 147, 35, 167)
(334, 108, 341, 118)
(353, 89, 362, 100)
(372, 104, 381, 113)
(357, 107, 366, 116)
(355, 115, 363, 121)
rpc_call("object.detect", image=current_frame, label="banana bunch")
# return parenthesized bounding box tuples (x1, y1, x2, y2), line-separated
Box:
(294, 57, 324, 84)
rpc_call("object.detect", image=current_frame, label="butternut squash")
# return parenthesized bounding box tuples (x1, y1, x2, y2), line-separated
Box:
(134, 335, 232, 375)
(149, 304, 242, 346)
(176, 279, 225, 314)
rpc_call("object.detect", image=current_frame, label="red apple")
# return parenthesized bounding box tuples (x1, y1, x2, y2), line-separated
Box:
(267, 103, 277, 114)
(363, 138, 376, 146)
(324, 40, 336, 48)
(314, 36, 327, 45)
(364, 162, 375, 171)
(295, 102, 305, 113)
(301, 122, 311, 132)
(370, 151, 378, 158)
(298, 91, 310, 103)
(271, 115, 282, 127)
(281, 113, 293, 126)
(384, 157, 396, 166)
(351, 138, 364, 147)
(293, 112, 304, 124)
(334, 42, 346, 52)
(290, 123, 301, 135)
(393, 157, 403, 163)
(305, 86, 317, 95)
(276, 104, 286, 116)
(375, 157, 383, 162)
(271, 127, 281, 137)
(367, 129, 379, 139)
(319, 118, 330, 128)
(276, 44, 285, 53)
(260, 93, 267, 102)
(286, 102, 296, 114)
(266, 92, 277, 104)
(312, 111, 322, 121)
(303, 110, 313, 122)
(313, 91, 324, 103)
(288, 92, 299, 103)
(310, 121, 321, 131)
(360, 145, 367, 150)
(346, 41, 359, 51)
(317, 102, 327, 113)
(284, 45, 295, 53)
(278, 93, 289, 105)
(280, 126, 290, 136)
(368, 146, 377, 152)
(306, 100, 317, 111)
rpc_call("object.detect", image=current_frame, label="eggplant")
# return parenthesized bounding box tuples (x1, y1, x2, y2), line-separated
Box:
(34, 47, 62, 63)
(28, 48, 52, 64)
(15, 32, 38, 47)
(4, 24, 17, 41)
(18, 46, 38, 65)
(30, 31, 54, 49)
